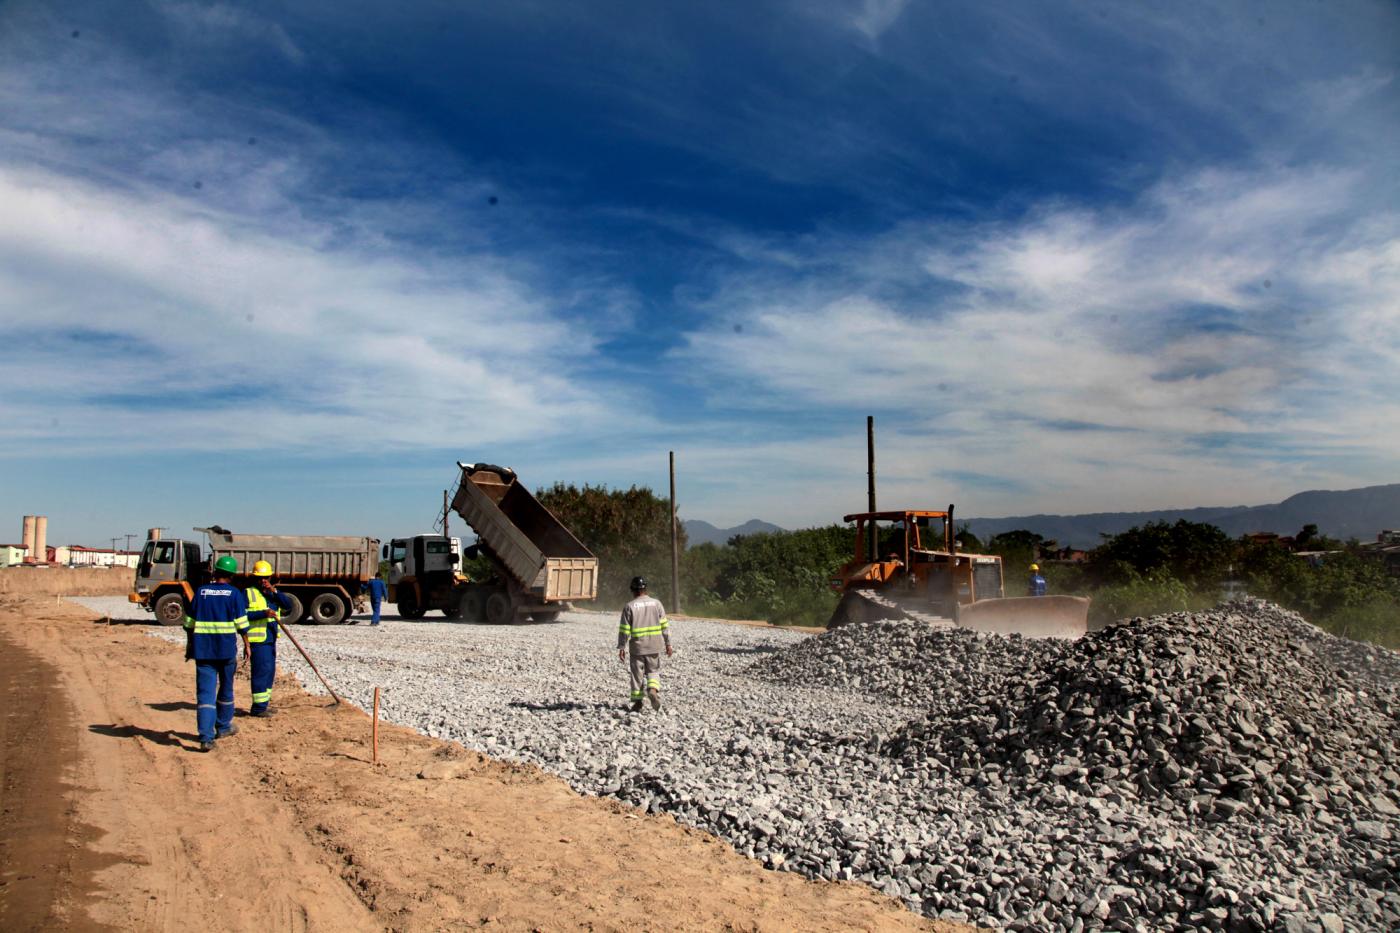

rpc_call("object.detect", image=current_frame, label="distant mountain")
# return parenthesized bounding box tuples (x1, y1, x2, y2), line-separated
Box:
(684, 518, 785, 547)
(961, 483, 1400, 550)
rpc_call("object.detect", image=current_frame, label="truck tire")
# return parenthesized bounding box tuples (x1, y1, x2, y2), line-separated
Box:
(398, 590, 425, 620)
(154, 592, 186, 626)
(457, 590, 484, 624)
(279, 593, 305, 625)
(530, 610, 561, 624)
(483, 590, 513, 625)
(442, 602, 462, 620)
(309, 592, 347, 625)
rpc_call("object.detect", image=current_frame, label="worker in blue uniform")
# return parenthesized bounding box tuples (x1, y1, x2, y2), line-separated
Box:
(364, 573, 388, 626)
(245, 560, 292, 717)
(184, 555, 251, 751)
(1028, 563, 1048, 597)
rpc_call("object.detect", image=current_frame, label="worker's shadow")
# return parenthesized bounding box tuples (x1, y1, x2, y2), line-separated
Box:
(507, 700, 612, 712)
(89, 723, 196, 749)
(147, 700, 196, 712)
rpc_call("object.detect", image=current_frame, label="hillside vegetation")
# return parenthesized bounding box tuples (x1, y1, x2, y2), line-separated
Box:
(540, 485, 1400, 648)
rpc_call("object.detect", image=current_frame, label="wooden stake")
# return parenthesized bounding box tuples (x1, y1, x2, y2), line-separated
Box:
(372, 686, 380, 764)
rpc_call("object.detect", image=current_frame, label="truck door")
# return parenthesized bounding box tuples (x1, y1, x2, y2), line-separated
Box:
(136, 539, 180, 589)
(386, 539, 408, 585)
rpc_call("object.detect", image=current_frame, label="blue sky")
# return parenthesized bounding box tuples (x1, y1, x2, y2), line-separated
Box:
(2, 0, 1398, 548)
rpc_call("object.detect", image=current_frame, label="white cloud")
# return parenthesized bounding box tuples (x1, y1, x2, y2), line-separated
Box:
(667, 164, 1400, 517)
(0, 164, 630, 454)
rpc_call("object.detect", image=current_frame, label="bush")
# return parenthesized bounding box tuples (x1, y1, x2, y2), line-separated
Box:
(1085, 570, 1215, 628)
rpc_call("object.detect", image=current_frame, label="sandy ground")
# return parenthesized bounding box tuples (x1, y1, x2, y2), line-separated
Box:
(0, 584, 977, 932)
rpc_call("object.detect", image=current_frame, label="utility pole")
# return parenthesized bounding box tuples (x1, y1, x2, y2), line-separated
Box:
(669, 451, 681, 614)
(109, 537, 120, 567)
(866, 416, 878, 562)
(124, 533, 136, 553)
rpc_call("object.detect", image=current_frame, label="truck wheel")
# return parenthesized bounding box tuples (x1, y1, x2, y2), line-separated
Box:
(398, 590, 425, 620)
(154, 592, 186, 626)
(309, 593, 347, 625)
(530, 610, 561, 624)
(457, 590, 484, 624)
(483, 591, 513, 625)
(279, 593, 305, 625)
(442, 602, 462, 620)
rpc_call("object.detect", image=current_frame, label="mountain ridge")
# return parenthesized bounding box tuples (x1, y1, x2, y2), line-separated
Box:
(684, 484, 1400, 550)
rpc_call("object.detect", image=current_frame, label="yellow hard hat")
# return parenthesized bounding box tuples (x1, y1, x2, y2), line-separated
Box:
(252, 560, 274, 577)
(1029, 563, 1040, 571)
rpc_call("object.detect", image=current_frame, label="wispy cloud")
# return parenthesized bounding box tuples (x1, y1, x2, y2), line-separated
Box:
(667, 163, 1400, 516)
(0, 164, 633, 455)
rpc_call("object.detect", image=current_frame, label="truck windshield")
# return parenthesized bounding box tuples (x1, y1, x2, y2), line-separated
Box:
(426, 540, 451, 554)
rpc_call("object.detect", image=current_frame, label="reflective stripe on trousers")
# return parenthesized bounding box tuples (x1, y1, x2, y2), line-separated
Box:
(250, 640, 276, 712)
(628, 652, 662, 697)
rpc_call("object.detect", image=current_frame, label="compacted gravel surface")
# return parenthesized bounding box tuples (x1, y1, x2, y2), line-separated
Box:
(75, 595, 1399, 932)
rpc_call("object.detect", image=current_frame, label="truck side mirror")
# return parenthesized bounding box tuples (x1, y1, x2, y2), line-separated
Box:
(381, 544, 388, 559)
(449, 553, 459, 564)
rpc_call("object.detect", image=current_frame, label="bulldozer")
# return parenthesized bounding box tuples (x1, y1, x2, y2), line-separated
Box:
(827, 506, 1089, 639)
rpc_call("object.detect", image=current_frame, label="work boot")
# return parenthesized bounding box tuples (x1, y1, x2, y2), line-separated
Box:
(216, 723, 239, 738)
(251, 708, 274, 718)
(198, 741, 215, 752)
(647, 688, 661, 711)
(628, 698, 644, 712)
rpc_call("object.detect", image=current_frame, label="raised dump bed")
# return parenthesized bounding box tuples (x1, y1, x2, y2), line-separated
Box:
(451, 462, 598, 619)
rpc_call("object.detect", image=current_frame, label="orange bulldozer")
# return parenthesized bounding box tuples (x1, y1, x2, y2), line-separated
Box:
(828, 506, 1089, 639)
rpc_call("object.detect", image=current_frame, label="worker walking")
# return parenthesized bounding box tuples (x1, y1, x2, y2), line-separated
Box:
(184, 555, 251, 751)
(245, 560, 292, 717)
(1028, 563, 1047, 597)
(617, 576, 672, 711)
(364, 573, 387, 626)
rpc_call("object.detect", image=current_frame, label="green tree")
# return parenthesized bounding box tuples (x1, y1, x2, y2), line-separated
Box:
(954, 524, 984, 552)
(986, 529, 1049, 580)
(1084, 520, 1233, 589)
(535, 483, 683, 608)
(684, 525, 854, 626)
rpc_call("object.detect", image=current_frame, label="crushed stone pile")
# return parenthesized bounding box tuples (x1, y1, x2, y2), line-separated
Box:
(750, 618, 1071, 712)
(888, 600, 1399, 821)
(885, 599, 1400, 930)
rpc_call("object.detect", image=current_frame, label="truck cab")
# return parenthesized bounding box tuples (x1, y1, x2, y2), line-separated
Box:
(130, 537, 205, 624)
(384, 534, 464, 618)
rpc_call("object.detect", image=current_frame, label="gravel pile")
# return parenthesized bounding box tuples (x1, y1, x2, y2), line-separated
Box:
(750, 619, 1072, 713)
(886, 599, 1400, 930)
(70, 595, 1400, 931)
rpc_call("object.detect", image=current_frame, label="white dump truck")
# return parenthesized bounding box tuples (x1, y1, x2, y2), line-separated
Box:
(386, 463, 598, 623)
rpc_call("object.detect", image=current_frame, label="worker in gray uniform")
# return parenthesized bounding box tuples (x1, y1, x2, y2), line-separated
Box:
(617, 576, 672, 711)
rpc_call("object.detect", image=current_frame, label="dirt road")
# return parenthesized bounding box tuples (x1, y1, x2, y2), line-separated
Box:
(0, 594, 973, 932)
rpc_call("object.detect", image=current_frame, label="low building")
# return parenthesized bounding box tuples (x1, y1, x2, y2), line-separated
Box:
(1358, 530, 1400, 575)
(47, 545, 71, 565)
(66, 546, 139, 569)
(0, 544, 29, 567)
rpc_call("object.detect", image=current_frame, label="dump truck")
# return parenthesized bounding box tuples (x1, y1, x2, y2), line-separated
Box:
(129, 528, 380, 626)
(828, 507, 1089, 639)
(386, 463, 598, 623)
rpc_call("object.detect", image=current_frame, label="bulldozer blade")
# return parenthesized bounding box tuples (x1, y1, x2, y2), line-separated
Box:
(828, 588, 956, 629)
(956, 595, 1089, 640)
(828, 589, 874, 628)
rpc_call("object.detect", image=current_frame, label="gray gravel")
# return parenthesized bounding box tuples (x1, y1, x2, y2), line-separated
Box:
(71, 595, 1400, 931)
